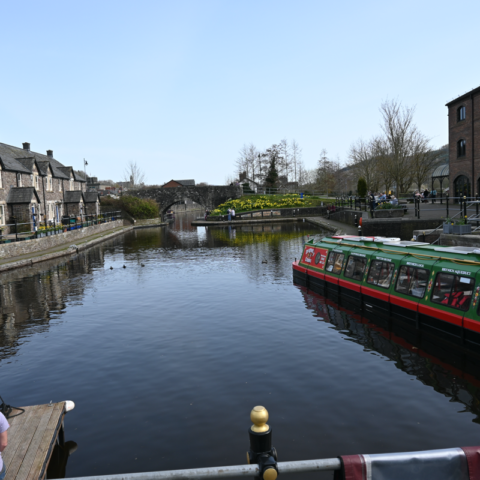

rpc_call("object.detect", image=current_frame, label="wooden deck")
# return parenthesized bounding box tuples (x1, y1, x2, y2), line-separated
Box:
(4, 402, 66, 480)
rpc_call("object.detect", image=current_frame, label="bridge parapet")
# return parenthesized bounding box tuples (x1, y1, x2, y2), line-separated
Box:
(128, 185, 242, 214)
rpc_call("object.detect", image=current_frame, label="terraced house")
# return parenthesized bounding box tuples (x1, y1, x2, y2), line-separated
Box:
(0, 141, 97, 233)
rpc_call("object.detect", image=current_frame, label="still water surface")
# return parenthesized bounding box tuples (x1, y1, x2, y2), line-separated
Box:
(2, 213, 480, 479)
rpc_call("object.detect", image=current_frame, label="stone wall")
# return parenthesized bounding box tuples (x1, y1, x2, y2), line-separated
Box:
(327, 209, 361, 225)
(361, 218, 443, 240)
(0, 219, 124, 259)
(129, 185, 242, 213)
(209, 205, 346, 220)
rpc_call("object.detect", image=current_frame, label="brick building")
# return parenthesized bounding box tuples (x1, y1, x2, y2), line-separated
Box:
(446, 86, 480, 198)
(0, 141, 87, 232)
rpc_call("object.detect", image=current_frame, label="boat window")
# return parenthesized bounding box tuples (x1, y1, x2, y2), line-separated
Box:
(431, 273, 474, 312)
(367, 261, 395, 288)
(344, 255, 367, 281)
(325, 251, 345, 275)
(395, 266, 429, 298)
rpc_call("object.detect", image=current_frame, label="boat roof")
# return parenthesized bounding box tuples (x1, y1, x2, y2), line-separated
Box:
(314, 235, 480, 264)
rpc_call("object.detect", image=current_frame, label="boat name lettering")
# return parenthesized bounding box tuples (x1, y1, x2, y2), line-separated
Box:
(406, 262, 424, 267)
(441, 267, 471, 275)
(352, 253, 366, 257)
(376, 257, 391, 262)
(303, 247, 315, 263)
(333, 249, 343, 254)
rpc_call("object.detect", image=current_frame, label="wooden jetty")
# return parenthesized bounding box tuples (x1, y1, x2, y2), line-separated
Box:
(4, 401, 72, 480)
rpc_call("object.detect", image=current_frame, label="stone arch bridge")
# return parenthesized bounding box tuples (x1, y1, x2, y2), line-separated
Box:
(128, 185, 243, 214)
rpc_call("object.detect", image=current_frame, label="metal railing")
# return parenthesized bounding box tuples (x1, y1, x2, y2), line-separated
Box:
(0, 211, 122, 244)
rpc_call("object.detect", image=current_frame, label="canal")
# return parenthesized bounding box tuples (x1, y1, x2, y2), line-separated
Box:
(2, 212, 480, 479)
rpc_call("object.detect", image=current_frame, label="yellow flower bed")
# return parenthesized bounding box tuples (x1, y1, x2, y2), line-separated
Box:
(210, 194, 320, 215)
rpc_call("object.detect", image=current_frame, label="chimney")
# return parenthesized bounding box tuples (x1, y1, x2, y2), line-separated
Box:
(22, 142, 30, 151)
(46, 150, 53, 158)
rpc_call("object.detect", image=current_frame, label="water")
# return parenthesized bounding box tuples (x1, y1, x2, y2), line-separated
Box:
(2, 212, 480, 479)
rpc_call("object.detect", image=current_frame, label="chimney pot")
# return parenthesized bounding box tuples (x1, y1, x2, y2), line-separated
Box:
(22, 142, 30, 150)
(47, 150, 53, 158)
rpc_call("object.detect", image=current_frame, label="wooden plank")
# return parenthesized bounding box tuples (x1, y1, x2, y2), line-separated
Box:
(26, 403, 65, 480)
(6, 405, 54, 480)
(2, 406, 37, 466)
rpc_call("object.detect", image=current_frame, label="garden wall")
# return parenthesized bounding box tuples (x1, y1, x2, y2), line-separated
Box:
(361, 218, 443, 240)
(0, 220, 125, 259)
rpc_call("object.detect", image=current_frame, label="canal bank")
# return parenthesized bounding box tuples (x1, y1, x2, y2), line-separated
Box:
(0, 223, 133, 272)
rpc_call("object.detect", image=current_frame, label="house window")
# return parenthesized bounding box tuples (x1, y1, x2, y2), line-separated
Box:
(0, 166, 2, 188)
(458, 106, 466, 121)
(30, 174, 34, 184)
(70, 179, 74, 190)
(458, 139, 466, 157)
(59, 180, 62, 192)
(35, 176, 39, 189)
(395, 265, 429, 298)
(0, 205, 4, 225)
(17, 173, 22, 187)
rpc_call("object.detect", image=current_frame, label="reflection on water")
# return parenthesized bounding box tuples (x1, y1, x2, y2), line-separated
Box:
(1, 212, 480, 480)
(299, 288, 480, 424)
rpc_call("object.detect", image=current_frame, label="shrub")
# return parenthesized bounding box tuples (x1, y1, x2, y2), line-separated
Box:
(100, 195, 159, 219)
(357, 178, 367, 197)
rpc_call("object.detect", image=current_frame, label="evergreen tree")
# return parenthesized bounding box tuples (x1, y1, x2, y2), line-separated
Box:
(357, 177, 367, 197)
(265, 157, 279, 193)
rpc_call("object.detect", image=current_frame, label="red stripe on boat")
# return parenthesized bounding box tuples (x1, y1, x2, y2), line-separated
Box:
(324, 274, 339, 285)
(418, 304, 464, 327)
(361, 285, 390, 302)
(390, 295, 418, 311)
(339, 279, 360, 292)
(464, 318, 480, 334)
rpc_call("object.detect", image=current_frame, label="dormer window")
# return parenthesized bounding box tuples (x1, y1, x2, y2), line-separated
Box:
(458, 139, 467, 157)
(457, 105, 466, 121)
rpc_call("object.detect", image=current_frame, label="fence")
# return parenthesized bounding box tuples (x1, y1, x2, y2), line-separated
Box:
(0, 211, 122, 244)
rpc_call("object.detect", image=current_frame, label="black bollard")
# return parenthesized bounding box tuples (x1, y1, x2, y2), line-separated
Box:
(247, 406, 278, 480)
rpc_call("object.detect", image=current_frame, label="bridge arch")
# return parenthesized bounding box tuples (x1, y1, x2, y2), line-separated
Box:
(128, 185, 242, 215)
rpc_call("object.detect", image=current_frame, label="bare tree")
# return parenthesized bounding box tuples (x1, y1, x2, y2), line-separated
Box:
(278, 138, 292, 181)
(316, 149, 339, 196)
(291, 139, 302, 183)
(348, 138, 381, 193)
(236, 144, 249, 179)
(409, 132, 440, 191)
(124, 161, 145, 187)
(380, 99, 418, 194)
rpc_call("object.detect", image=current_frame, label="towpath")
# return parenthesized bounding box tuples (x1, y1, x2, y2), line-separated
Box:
(0, 225, 133, 272)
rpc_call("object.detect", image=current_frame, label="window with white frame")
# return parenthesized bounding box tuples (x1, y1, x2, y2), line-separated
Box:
(0, 165, 2, 188)
(0, 205, 5, 225)
(58, 179, 62, 192)
(35, 175, 39, 189)
(30, 174, 34, 184)
(70, 178, 74, 190)
(17, 173, 22, 187)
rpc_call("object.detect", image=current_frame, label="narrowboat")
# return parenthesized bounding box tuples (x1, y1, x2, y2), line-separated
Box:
(293, 235, 480, 350)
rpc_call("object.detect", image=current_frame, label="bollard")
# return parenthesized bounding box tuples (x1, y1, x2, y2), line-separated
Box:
(358, 225, 362, 236)
(247, 406, 278, 480)
(446, 194, 449, 218)
(354, 214, 358, 227)
(464, 196, 467, 220)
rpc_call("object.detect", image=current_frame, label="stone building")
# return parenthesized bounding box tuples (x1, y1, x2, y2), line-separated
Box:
(0, 141, 87, 232)
(446, 86, 480, 198)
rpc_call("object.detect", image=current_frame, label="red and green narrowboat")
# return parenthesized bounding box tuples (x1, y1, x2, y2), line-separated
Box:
(293, 235, 480, 349)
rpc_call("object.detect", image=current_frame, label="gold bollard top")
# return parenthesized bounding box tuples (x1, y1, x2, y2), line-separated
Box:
(263, 468, 278, 480)
(250, 405, 269, 433)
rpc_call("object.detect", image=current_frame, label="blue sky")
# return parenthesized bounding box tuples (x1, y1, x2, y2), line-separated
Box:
(1, 0, 479, 185)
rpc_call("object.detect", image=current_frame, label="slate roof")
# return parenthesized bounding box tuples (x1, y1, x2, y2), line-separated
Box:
(16, 158, 36, 172)
(7, 187, 40, 204)
(58, 166, 72, 177)
(174, 179, 195, 186)
(83, 192, 99, 203)
(73, 170, 86, 182)
(0, 142, 89, 182)
(64, 191, 84, 203)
